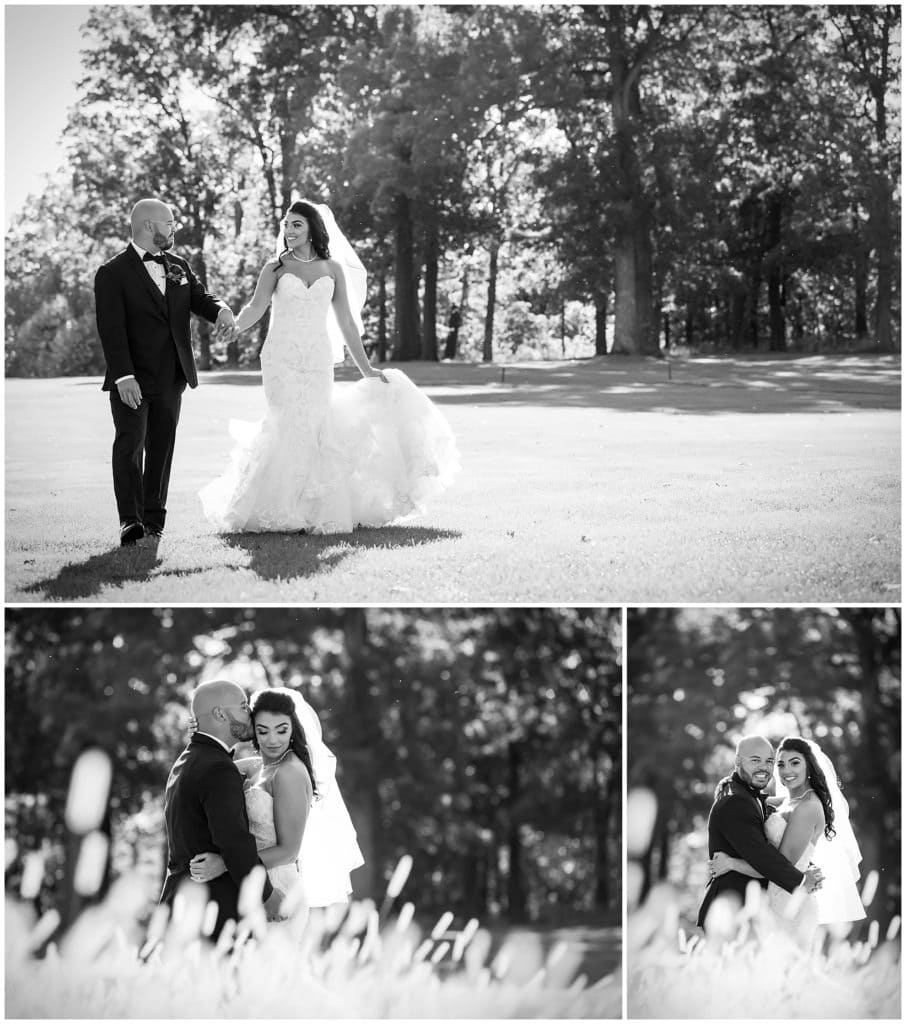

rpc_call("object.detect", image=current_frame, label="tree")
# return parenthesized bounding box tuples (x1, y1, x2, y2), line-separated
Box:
(830, 5, 901, 350)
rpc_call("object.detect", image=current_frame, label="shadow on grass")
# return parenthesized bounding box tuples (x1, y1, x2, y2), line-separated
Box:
(224, 524, 461, 582)
(184, 356, 901, 415)
(21, 537, 200, 601)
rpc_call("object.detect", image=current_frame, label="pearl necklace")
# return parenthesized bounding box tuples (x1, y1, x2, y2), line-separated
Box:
(290, 250, 317, 263)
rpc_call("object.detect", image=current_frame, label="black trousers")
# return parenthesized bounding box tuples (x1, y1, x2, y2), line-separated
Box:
(110, 383, 184, 532)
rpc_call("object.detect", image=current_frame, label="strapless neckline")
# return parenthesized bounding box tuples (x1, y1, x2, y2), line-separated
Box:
(278, 273, 334, 292)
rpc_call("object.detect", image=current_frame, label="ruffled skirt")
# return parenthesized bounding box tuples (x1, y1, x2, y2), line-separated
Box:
(199, 370, 459, 533)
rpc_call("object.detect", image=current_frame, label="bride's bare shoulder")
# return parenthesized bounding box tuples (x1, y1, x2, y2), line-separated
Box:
(274, 755, 313, 796)
(235, 755, 261, 773)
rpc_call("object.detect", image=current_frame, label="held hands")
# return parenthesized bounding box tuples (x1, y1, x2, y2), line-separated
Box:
(214, 307, 237, 344)
(708, 851, 734, 879)
(804, 864, 824, 894)
(190, 851, 227, 883)
(116, 378, 143, 410)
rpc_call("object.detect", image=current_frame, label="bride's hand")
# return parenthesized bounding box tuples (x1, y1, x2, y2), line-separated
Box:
(187, 715, 198, 732)
(708, 852, 734, 878)
(190, 851, 227, 882)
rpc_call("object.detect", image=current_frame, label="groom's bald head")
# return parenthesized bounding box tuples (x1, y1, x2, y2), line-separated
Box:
(130, 198, 170, 230)
(734, 734, 775, 789)
(191, 680, 252, 745)
(130, 197, 177, 253)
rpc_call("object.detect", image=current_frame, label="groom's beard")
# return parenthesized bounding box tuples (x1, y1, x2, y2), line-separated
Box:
(152, 229, 174, 251)
(225, 712, 253, 742)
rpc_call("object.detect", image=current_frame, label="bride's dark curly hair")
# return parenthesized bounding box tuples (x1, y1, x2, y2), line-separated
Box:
(274, 201, 331, 272)
(777, 736, 836, 839)
(250, 689, 317, 797)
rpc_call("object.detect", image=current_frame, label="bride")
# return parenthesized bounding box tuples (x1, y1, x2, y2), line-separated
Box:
(199, 200, 459, 533)
(708, 736, 866, 942)
(189, 687, 363, 916)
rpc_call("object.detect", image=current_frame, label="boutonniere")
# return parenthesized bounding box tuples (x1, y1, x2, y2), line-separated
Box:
(165, 263, 187, 286)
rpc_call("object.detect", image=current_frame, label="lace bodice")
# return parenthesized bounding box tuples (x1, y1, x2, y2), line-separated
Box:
(765, 809, 816, 870)
(262, 274, 336, 411)
(245, 785, 278, 848)
(244, 783, 300, 901)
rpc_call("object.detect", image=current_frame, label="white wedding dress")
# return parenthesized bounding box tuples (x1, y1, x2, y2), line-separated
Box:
(764, 810, 819, 941)
(245, 785, 302, 905)
(244, 770, 363, 911)
(199, 273, 459, 533)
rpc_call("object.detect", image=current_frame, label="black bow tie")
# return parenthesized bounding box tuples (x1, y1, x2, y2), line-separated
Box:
(143, 252, 167, 265)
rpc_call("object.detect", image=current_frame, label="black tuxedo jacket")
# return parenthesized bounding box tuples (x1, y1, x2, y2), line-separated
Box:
(697, 777, 804, 928)
(159, 733, 272, 937)
(94, 245, 225, 394)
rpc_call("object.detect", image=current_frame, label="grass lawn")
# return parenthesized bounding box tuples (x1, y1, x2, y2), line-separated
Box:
(5, 354, 900, 603)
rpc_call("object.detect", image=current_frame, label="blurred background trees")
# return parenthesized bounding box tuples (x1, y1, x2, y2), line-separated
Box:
(5, 4, 900, 376)
(627, 606, 901, 932)
(5, 606, 621, 926)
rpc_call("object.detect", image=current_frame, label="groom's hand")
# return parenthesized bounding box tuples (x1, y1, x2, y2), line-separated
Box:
(804, 865, 824, 893)
(215, 307, 236, 344)
(190, 851, 227, 882)
(116, 377, 143, 410)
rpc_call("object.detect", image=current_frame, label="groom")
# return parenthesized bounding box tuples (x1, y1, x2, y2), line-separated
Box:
(697, 734, 823, 932)
(159, 681, 277, 939)
(94, 198, 236, 545)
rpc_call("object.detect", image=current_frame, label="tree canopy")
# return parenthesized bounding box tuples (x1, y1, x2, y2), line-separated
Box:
(5, 4, 900, 377)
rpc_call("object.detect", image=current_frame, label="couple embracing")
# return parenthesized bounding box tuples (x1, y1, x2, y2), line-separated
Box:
(95, 197, 459, 546)
(159, 681, 362, 939)
(698, 734, 866, 944)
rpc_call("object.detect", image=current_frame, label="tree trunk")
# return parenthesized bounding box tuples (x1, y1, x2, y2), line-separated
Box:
(560, 299, 567, 357)
(729, 287, 747, 350)
(505, 741, 526, 921)
(871, 174, 894, 349)
(747, 266, 761, 349)
(443, 306, 461, 360)
(392, 193, 419, 360)
(853, 217, 870, 342)
(421, 220, 439, 360)
(444, 262, 470, 360)
(339, 610, 382, 900)
(765, 191, 787, 351)
(870, 11, 894, 351)
(607, 12, 657, 355)
(684, 302, 694, 346)
(483, 238, 499, 363)
(593, 745, 619, 908)
(594, 291, 608, 355)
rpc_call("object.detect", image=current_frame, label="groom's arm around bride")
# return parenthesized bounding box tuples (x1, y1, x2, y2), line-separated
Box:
(697, 780, 807, 932)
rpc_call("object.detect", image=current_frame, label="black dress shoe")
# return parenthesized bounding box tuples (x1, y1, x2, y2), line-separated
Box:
(120, 522, 145, 546)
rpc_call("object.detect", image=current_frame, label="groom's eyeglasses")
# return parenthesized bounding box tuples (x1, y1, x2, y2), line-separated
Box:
(149, 218, 180, 230)
(220, 702, 251, 714)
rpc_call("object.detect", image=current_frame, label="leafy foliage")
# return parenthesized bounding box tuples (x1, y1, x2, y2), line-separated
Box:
(5, 607, 621, 923)
(5, 4, 899, 376)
